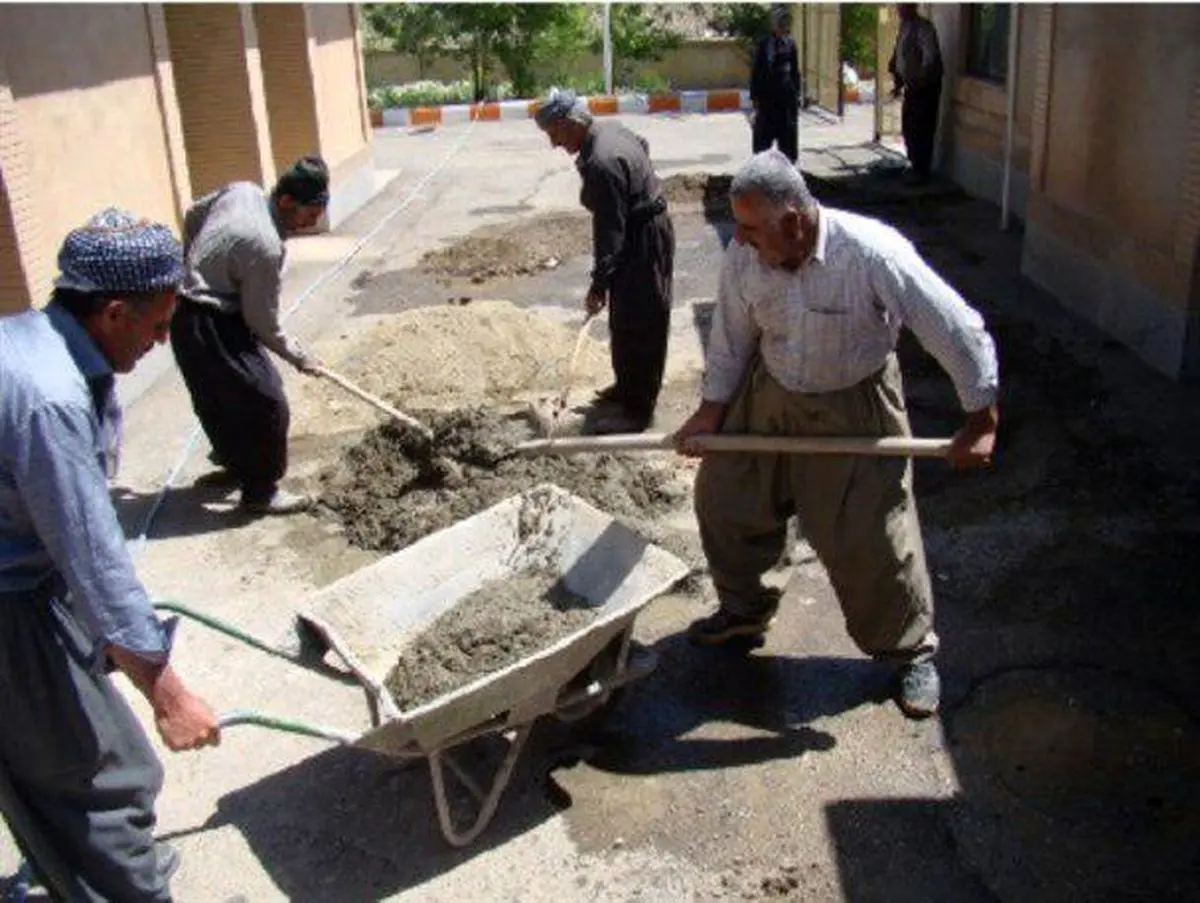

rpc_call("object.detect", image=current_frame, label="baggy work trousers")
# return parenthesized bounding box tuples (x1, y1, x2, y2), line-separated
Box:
(901, 82, 942, 177)
(752, 102, 799, 164)
(170, 301, 290, 503)
(0, 584, 170, 901)
(608, 211, 676, 421)
(694, 354, 938, 662)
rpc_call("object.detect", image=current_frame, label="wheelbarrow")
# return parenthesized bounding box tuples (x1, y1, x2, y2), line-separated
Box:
(158, 484, 690, 848)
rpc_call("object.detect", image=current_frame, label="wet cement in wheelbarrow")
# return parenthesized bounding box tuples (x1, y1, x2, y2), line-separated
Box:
(319, 406, 687, 556)
(383, 567, 595, 710)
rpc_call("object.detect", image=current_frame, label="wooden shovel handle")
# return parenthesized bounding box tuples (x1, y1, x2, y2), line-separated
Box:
(515, 432, 952, 458)
(315, 366, 434, 440)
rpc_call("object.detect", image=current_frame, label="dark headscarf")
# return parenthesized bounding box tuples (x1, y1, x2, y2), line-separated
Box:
(275, 155, 330, 206)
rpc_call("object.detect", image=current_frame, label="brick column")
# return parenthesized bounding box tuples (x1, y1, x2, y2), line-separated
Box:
(144, 3, 192, 226)
(1026, 5, 1056, 195)
(254, 3, 321, 178)
(163, 2, 275, 199)
(0, 58, 41, 312)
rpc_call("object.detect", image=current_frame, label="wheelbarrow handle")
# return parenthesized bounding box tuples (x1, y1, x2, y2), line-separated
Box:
(217, 708, 357, 745)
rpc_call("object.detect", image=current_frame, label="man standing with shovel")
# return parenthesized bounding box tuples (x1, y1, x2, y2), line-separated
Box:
(170, 156, 330, 515)
(674, 150, 999, 718)
(535, 90, 676, 434)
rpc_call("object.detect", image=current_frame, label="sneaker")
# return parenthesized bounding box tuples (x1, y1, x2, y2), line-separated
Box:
(240, 488, 312, 516)
(896, 661, 940, 719)
(687, 608, 773, 645)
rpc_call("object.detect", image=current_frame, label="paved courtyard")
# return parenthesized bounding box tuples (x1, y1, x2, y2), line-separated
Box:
(4, 106, 1198, 902)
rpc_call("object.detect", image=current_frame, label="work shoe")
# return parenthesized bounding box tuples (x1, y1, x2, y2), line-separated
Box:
(240, 488, 312, 516)
(593, 384, 624, 404)
(687, 608, 773, 646)
(895, 661, 940, 719)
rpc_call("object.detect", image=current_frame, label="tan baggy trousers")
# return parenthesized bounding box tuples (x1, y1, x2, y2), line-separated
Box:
(694, 353, 938, 663)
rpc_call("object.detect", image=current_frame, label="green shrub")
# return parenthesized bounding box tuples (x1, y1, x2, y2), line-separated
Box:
(369, 79, 515, 109)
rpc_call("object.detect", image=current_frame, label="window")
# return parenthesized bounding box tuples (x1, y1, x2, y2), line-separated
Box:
(965, 3, 1011, 82)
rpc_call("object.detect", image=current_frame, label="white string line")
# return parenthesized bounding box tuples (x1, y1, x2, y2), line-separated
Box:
(129, 118, 479, 560)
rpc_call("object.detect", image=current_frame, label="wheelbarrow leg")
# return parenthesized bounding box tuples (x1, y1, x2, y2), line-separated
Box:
(428, 723, 534, 848)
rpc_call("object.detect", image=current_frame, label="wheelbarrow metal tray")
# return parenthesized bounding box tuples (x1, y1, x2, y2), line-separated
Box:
(298, 483, 690, 756)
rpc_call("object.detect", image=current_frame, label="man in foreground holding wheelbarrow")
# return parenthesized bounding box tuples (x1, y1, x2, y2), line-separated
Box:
(0, 210, 220, 899)
(535, 89, 676, 434)
(673, 149, 1000, 718)
(170, 155, 331, 516)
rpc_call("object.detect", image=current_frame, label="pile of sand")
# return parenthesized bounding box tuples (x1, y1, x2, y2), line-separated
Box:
(344, 300, 609, 406)
(320, 407, 686, 554)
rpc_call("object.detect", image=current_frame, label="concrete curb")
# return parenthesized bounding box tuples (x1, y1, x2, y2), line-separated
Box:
(376, 89, 751, 128)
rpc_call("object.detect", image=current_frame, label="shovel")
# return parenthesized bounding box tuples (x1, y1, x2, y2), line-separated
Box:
(512, 432, 953, 459)
(314, 365, 464, 483)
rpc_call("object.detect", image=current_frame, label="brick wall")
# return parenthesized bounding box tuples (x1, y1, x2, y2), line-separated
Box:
(165, 3, 274, 199)
(255, 3, 321, 178)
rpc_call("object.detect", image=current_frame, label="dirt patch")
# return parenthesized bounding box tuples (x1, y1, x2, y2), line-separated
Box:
(383, 568, 595, 710)
(320, 407, 688, 555)
(418, 212, 593, 283)
(661, 173, 733, 220)
(341, 300, 609, 407)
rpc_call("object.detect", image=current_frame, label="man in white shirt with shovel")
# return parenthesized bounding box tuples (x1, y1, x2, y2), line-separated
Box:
(673, 149, 999, 718)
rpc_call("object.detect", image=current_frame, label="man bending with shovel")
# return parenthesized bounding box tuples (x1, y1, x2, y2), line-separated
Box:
(536, 90, 676, 434)
(673, 150, 999, 718)
(170, 156, 330, 515)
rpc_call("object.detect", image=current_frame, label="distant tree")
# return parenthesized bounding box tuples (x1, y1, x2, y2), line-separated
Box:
(363, 4, 448, 78)
(841, 4, 877, 76)
(702, 2, 772, 65)
(595, 4, 684, 88)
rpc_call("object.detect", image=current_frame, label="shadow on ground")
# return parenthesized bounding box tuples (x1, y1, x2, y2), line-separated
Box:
(191, 635, 860, 900)
(806, 163, 1200, 902)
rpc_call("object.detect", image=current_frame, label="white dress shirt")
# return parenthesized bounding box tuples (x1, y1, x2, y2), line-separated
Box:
(702, 206, 999, 413)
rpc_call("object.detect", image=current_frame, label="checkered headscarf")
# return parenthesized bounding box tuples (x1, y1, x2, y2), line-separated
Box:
(55, 207, 184, 295)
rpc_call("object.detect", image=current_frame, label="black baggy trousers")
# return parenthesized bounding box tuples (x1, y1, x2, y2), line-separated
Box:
(169, 301, 289, 502)
(608, 211, 676, 422)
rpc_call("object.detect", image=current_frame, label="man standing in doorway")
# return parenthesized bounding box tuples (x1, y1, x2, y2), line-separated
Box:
(170, 156, 329, 515)
(889, 3, 944, 185)
(1, 209, 220, 900)
(751, 4, 801, 164)
(535, 90, 676, 434)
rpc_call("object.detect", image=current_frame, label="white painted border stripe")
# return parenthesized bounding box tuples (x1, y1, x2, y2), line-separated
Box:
(499, 99, 532, 121)
(381, 107, 409, 127)
(616, 94, 645, 115)
(680, 91, 708, 114)
(441, 104, 471, 125)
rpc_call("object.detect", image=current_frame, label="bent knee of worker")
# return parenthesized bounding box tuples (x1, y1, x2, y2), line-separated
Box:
(831, 553, 933, 652)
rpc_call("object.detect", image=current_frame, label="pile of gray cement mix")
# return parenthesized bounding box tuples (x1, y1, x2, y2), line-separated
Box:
(319, 407, 687, 554)
(383, 568, 595, 710)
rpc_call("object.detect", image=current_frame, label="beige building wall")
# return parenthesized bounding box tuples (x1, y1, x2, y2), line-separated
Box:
(307, 4, 371, 170)
(930, 5, 1042, 215)
(1020, 4, 1200, 378)
(164, 3, 276, 200)
(0, 3, 182, 306)
(255, 3, 322, 178)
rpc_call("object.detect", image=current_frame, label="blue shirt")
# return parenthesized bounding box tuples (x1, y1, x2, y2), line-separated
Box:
(0, 302, 171, 665)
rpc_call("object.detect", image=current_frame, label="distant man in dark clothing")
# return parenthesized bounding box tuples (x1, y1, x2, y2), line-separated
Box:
(750, 5, 801, 163)
(170, 156, 329, 516)
(535, 90, 676, 434)
(889, 3, 944, 184)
